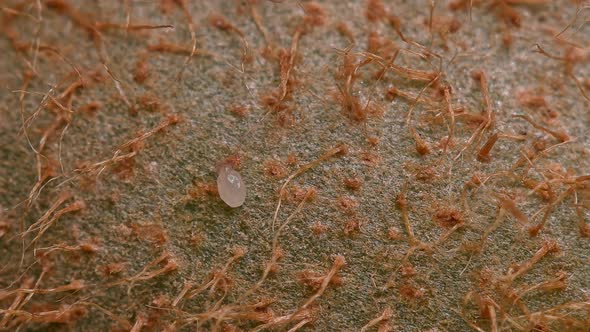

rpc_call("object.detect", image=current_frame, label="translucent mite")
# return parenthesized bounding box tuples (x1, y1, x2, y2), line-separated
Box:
(217, 164, 246, 208)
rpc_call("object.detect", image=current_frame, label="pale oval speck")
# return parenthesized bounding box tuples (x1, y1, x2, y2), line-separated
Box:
(217, 166, 246, 208)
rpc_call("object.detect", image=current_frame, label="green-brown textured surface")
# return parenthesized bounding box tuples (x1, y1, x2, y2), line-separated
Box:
(1, 0, 590, 331)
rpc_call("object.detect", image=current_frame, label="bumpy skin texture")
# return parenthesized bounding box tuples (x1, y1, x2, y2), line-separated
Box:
(1, 0, 590, 331)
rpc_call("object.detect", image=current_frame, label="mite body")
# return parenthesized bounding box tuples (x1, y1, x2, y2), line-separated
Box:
(217, 165, 246, 208)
